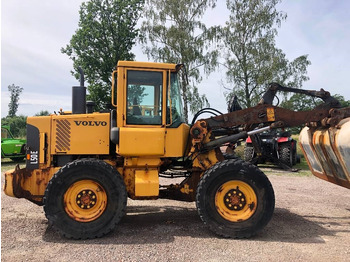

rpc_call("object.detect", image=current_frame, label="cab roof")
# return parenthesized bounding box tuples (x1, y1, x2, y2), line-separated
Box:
(117, 61, 179, 71)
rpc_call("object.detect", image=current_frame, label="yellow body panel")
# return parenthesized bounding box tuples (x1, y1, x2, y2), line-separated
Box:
(164, 123, 190, 157)
(122, 158, 161, 198)
(51, 113, 110, 155)
(135, 169, 159, 197)
(27, 116, 51, 133)
(117, 127, 165, 156)
(4, 167, 59, 204)
(117, 124, 189, 157)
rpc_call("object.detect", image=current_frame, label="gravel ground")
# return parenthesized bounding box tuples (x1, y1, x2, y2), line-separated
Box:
(1, 169, 350, 262)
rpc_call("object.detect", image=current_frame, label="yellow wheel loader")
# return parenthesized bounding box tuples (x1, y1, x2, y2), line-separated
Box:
(4, 61, 350, 239)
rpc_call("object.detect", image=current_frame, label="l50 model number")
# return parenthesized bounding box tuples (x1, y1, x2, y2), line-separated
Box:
(28, 151, 38, 164)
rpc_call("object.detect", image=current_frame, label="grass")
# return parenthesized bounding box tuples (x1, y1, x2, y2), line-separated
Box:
(262, 165, 312, 177)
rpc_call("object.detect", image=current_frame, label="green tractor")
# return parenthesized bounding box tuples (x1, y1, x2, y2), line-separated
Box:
(1, 126, 26, 161)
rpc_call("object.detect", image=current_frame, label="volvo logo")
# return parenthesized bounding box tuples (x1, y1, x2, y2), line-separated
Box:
(74, 120, 107, 126)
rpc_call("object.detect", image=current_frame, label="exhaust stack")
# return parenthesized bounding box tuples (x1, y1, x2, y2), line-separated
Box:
(72, 67, 86, 114)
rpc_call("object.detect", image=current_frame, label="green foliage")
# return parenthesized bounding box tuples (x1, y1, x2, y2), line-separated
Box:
(7, 84, 23, 117)
(140, 0, 218, 122)
(61, 0, 144, 110)
(34, 110, 50, 116)
(220, 0, 311, 108)
(1, 115, 27, 138)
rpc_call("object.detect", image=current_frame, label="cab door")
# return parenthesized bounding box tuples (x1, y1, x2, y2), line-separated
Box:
(117, 69, 166, 157)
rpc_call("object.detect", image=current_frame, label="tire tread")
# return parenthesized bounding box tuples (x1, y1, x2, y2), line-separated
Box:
(43, 158, 127, 239)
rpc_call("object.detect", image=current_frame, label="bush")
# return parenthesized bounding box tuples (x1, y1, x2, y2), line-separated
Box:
(1, 115, 27, 138)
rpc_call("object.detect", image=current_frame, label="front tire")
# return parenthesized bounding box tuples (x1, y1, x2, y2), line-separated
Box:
(44, 159, 127, 239)
(196, 159, 275, 238)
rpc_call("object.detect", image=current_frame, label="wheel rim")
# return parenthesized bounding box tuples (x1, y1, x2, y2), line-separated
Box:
(64, 179, 107, 222)
(215, 180, 257, 222)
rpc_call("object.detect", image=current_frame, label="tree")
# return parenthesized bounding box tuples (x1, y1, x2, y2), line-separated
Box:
(140, 0, 218, 122)
(8, 84, 23, 117)
(221, 0, 311, 108)
(281, 93, 350, 111)
(61, 0, 144, 110)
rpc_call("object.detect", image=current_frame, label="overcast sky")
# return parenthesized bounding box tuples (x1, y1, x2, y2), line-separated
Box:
(2, 0, 350, 118)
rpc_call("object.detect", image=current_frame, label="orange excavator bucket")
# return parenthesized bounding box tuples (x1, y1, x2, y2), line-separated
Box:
(299, 117, 350, 189)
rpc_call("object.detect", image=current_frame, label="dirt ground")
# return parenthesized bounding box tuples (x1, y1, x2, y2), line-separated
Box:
(1, 167, 350, 262)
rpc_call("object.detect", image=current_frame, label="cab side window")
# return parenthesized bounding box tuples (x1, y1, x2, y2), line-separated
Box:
(126, 70, 163, 125)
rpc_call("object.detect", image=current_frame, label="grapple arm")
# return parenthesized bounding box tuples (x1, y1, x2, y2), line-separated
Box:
(189, 84, 350, 159)
(259, 83, 341, 107)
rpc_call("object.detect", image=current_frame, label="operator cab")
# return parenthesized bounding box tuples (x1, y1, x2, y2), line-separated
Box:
(112, 61, 189, 157)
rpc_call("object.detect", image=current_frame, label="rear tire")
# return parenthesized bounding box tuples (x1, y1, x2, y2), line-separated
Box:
(196, 159, 275, 238)
(44, 159, 127, 239)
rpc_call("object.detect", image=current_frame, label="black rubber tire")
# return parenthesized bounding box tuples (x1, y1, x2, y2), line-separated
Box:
(43, 158, 127, 239)
(196, 159, 275, 238)
(244, 145, 254, 162)
(279, 142, 293, 167)
(223, 153, 239, 160)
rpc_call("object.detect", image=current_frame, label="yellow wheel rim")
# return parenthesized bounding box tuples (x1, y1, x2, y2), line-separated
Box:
(215, 180, 257, 222)
(64, 180, 107, 222)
